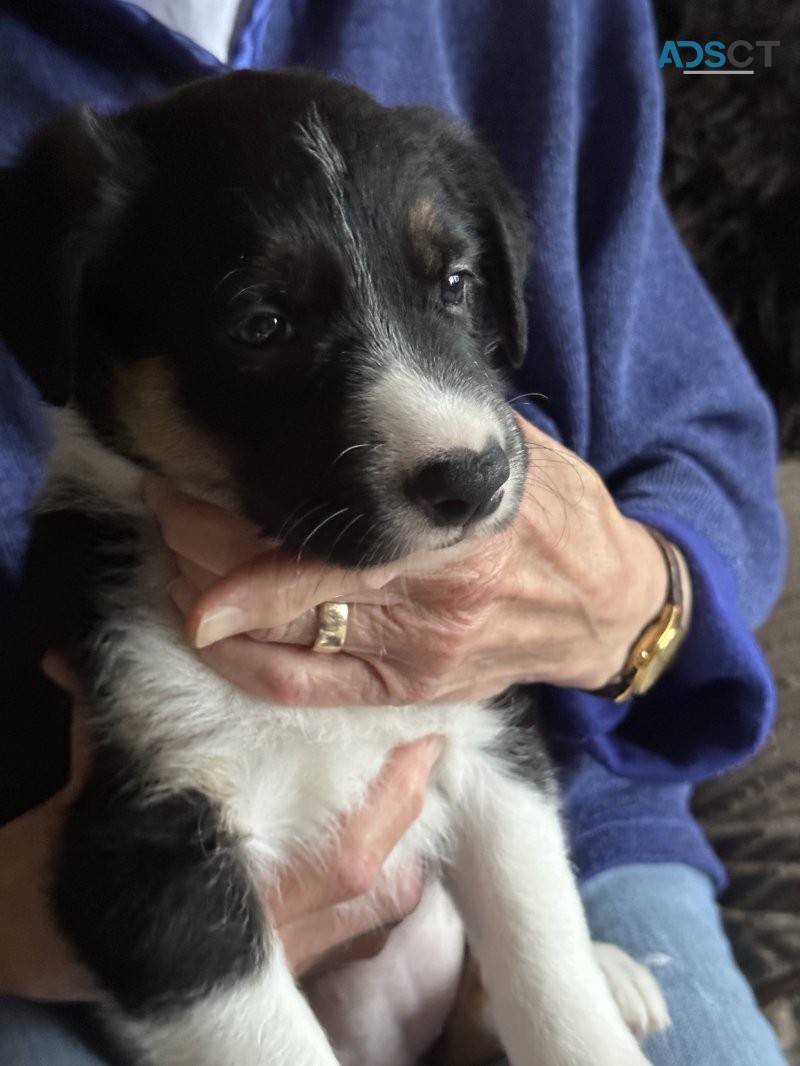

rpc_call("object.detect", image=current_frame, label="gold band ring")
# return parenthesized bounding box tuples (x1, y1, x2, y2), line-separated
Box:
(313, 601, 349, 654)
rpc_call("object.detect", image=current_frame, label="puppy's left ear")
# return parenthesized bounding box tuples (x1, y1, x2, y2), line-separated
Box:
(470, 150, 531, 369)
(0, 107, 144, 405)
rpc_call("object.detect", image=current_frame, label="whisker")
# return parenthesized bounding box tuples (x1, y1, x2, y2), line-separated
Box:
(506, 391, 550, 405)
(296, 506, 351, 561)
(329, 442, 381, 469)
(353, 518, 386, 570)
(277, 501, 328, 543)
(327, 512, 365, 557)
(212, 266, 246, 294)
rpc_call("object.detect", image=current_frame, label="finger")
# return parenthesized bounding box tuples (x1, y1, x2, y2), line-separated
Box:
(62, 713, 92, 799)
(190, 552, 397, 648)
(282, 866, 423, 978)
(269, 738, 443, 924)
(166, 575, 197, 620)
(217, 599, 392, 655)
(173, 554, 221, 595)
(143, 476, 267, 576)
(199, 636, 493, 705)
(280, 901, 392, 978)
(299, 927, 393, 979)
(169, 559, 401, 646)
(41, 650, 81, 697)
(197, 637, 396, 705)
(40, 652, 92, 798)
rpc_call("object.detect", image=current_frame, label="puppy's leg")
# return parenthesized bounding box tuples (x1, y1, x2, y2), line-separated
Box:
(127, 956, 341, 1066)
(442, 751, 656, 1066)
(305, 879, 465, 1066)
(592, 942, 670, 1042)
(439, 940, 669, 1066)
(56, 776, 339, 1066)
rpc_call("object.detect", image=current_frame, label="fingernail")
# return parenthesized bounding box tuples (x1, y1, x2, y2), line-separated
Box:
(194, 605, 245, 648)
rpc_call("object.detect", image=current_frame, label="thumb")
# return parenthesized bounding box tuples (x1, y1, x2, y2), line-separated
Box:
(189, 550, 397, 649)
(41, 651, 91, 798)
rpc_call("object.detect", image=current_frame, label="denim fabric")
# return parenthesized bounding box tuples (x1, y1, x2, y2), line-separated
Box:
(579, 863, 788, 1066)
(0, 864, 787, 1066)
(0, 998, 130, 1065)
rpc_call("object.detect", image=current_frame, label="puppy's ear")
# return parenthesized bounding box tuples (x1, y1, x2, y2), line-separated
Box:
(470, 150, 531, 369)
(0, 107, 140, 405)
(395, 104, 531, 368)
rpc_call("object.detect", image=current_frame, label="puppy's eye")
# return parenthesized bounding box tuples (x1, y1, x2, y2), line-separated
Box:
(230, 311, 293, 347)
(441, 271, 467, 306)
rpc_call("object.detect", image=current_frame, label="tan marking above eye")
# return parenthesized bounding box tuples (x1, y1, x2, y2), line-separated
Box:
(407, 196, 442, 275)
(111, 355, 235, 496)
(408, 196, 437, 236)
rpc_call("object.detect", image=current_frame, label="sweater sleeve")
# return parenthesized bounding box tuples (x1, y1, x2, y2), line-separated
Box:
(513, 0, 787, 782)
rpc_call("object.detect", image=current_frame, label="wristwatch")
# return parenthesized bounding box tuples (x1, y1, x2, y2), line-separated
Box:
(591, 528, 687, 703)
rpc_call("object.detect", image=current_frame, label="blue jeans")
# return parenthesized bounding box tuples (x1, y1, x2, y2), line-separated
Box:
(580, 863, 788, 1066)
(0, 864, 788, 1065)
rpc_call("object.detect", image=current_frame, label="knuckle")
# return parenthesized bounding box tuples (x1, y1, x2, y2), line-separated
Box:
(336, 850, 383, 901)
(402, 674, 437, 705)
(425, 627, 461, 663)
(406, 779, 427, 821)
(392, 874, 424, 917)
(446, 589, 495, 635)
(265, 671, 309, 706)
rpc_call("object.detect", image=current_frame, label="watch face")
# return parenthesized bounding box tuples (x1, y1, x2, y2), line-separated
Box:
(637, 653, 670, 695)
(636, 609, 683, 696)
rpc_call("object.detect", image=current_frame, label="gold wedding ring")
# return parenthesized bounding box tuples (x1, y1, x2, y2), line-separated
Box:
(313, 601, 349, 653)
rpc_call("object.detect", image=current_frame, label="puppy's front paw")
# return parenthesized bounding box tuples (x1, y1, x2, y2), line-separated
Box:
(592, 941, 671, 1042)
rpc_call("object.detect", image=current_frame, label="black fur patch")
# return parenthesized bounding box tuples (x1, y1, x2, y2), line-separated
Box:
(490, 691, 556, 797)
(55, 765, 267, 1017)
(22, 504, 139, 663)
(1, 508, 139, 823)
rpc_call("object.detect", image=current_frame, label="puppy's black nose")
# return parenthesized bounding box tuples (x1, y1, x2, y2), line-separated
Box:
(407, 444, 510, 527)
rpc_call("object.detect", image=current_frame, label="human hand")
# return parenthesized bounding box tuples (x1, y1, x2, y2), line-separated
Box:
(270, 735, 441, 978)
(151, 417, 687, 705)
(0, 653, 96, 1001)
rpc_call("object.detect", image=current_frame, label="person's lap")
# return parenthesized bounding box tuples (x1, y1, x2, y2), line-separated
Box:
(0, 863, 788, 1066)
(0, 997, 129, 1065)
(579, 863, 787, 1066)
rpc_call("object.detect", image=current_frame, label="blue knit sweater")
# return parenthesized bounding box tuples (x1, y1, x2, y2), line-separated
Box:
(0, 0, 787, 887)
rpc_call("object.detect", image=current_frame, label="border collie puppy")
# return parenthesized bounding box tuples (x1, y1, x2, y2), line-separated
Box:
(1, 70, 668, 1066)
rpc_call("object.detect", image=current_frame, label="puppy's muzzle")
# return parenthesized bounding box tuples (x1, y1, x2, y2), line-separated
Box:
(405, 442, 510, 528)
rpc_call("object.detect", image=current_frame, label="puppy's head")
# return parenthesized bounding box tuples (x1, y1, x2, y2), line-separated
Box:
(1, 70, 530, 567)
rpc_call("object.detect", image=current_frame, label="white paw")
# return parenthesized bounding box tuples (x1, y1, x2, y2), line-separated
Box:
(593, 941, 671, 1042)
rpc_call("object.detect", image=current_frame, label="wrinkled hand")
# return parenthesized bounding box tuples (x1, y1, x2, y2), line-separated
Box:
(151, 418, 675, 706)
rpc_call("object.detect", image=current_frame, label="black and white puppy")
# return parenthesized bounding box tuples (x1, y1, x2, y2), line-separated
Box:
(1, 70, 667, 1066)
